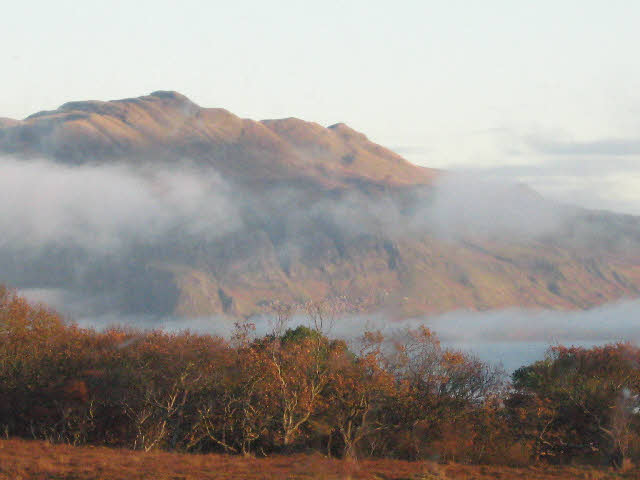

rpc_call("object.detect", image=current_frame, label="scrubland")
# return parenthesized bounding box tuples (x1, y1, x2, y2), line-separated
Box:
(1, 286, 640, 478)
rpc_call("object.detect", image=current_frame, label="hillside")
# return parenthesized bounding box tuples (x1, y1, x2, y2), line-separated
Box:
(2, 92, 640, 319)
(0, 91, 436, 189)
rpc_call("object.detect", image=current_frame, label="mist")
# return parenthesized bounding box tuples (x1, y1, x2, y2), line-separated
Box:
(0, 155, 579, 255)
(5, 153, 640, 373)
(0, 157, 240, 253)
(409, 173, 570, 239)
(22, 284, 640, 373)
(0, 154, 586, 304)
(327, 302, 640, 372)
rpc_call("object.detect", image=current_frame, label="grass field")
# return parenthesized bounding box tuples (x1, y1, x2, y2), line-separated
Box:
(0, 439, 637, 480)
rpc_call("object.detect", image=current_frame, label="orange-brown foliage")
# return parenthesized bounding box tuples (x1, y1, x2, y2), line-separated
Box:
(2, 286, 640, 470)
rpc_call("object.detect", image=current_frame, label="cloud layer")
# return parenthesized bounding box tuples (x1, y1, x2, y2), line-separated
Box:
(0, 157, 239, 253)
(0, 155, 578, 259)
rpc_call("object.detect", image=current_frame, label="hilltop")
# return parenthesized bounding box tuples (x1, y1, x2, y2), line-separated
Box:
(0, 90, 436, 189)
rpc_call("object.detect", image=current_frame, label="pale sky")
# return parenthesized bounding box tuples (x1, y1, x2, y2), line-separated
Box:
(3, 1, 640, 213)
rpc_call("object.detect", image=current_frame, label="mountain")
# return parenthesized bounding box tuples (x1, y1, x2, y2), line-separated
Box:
(0, 91, 436, 189)
(2, 91, 640, 320)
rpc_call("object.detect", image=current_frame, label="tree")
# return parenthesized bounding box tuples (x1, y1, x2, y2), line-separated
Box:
(510, 343, 640, 467)
(258, 324, 336, 449)
(324, 329, 394, 459)
(381, 327, 504, 461)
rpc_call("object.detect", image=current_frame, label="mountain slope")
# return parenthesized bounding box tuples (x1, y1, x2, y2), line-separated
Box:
(2, 92, 640, 320)
(0, 91, 436, 189)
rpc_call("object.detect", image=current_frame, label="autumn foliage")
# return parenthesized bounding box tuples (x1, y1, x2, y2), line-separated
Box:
(1, 286, 639, 470)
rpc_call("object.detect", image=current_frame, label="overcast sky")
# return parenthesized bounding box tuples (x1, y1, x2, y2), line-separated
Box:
(2, 1, 640, 213)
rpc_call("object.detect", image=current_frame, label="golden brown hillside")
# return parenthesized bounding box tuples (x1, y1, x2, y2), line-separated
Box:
(0, 91, 436, 188)
(2, 92, 640, 319)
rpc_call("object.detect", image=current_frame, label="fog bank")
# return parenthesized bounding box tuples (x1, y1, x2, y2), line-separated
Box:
(0, 158, 239, 253)
(22, 285, 640, 373)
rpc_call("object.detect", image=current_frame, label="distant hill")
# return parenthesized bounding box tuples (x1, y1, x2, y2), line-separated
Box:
(2, 92, 640, 320)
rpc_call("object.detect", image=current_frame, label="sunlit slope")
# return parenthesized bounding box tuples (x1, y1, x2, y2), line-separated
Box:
(162, 231, 640, 318)
(0, 90, 436, 188)
(2, 92, 640, 318)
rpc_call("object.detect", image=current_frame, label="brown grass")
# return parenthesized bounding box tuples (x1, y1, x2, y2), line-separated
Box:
(0, 439, 637, 480)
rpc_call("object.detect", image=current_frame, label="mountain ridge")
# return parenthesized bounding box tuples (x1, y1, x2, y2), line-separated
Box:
(0, 91, 437, 190)
(3, 92, 640, 320)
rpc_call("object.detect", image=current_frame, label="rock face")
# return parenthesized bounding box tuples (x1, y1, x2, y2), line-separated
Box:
(3, 91, 640, 319)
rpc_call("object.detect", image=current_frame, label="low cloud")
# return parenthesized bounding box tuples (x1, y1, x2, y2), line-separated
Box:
(426, 301, 640, 344)
(412, 173, 568, 239)
(0, 155, 579, 259)
(0, 157, 240, 253)
(528, 135, 640, 156)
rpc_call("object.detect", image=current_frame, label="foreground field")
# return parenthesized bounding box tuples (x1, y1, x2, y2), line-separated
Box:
(0, 439, 637, 480)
